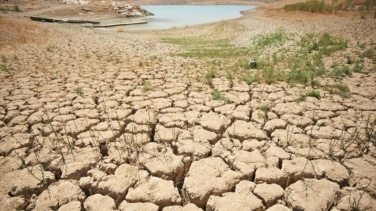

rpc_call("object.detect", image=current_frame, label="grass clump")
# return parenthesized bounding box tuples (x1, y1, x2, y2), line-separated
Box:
(0, 64, 10, 74)
(330, 66, 352, 78)
(142, 80, 151, 93)
(75, 87, 83, 95)
(46, 45, 56, 52)
(1, 55, 7, 63)
(225, 70, 234, 87)
(363, 47, 376, 63)
(323, 83, 351, 98)
(205, 69, 216, 88)
(253, 30, 289, 50)
(306, 90, 321, 99)
(257, 104, 270, 112)
(212, 89, 230, 103)
(305, 32, 348, 55)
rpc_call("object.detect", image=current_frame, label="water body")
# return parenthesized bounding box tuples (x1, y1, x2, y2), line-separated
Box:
(101, 5, 255, 31)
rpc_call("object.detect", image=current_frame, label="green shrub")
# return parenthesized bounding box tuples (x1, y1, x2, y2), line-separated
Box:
(75, 87, 83, 95)
(225, 70, 234, 87)
(1, 55, 7, 63)
(257, 104, 270, 112)
(242, 74, 258, 85)
(212, 89, 230, 103)
(288, 70, 309, 84)
(306, 90, 321, 99)
(317, 33, 348, 55)
(253, 30, 288, 50)
(353, 62, 364, 73)
(363, 48, 376, 63)
(323, 83, 351, 98)
(330, 66, 351, 78)
(0, 64, 10, 74)
(205, 69, 216, 87)
(296, 95, 307, 102)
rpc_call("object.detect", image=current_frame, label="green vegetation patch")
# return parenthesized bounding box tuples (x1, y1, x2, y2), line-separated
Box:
(212, 89, 230, 103)
(161, 38, 250, 59)
(284, 0, 376, 12)
(161, 28, 359, 96)
(323, 83, 351, 98)
(0, 4, 21, 12)
(363, 47, 376, 64)
(284, 0, 333, 12)
(306, 90, 321, 99)
(252, 30, 289, 50)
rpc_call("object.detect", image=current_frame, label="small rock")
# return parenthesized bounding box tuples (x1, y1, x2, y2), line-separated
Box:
(249, 60, 257, 69)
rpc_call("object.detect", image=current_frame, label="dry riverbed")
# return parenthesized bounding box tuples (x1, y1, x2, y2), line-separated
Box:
(0, 0, 376, 210)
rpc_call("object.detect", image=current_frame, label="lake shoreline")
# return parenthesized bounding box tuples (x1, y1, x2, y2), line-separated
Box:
(102, 5, 256, 31)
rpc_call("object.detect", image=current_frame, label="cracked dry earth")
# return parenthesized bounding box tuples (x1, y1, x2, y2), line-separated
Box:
(1, 7, 376, 211)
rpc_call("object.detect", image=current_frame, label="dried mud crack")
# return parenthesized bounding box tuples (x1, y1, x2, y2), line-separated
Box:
(1, 0, 376, 210)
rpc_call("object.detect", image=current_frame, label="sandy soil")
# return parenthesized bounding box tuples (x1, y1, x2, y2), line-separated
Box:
(0, 0, 376, 210)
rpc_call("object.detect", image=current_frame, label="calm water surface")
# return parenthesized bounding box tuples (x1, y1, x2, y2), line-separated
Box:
(101, 5, 255, 31)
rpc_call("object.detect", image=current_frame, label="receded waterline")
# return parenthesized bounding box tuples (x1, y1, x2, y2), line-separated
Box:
(100, 5, 256, 31)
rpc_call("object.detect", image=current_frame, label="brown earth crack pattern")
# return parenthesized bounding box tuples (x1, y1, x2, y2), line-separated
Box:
(0, 1, 376, 210)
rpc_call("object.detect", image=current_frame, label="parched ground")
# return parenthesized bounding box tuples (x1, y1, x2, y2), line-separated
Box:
(0, 0, 376, 210)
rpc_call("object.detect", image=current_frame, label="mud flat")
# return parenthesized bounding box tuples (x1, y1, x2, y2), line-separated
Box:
(0, 0, 375, 210)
